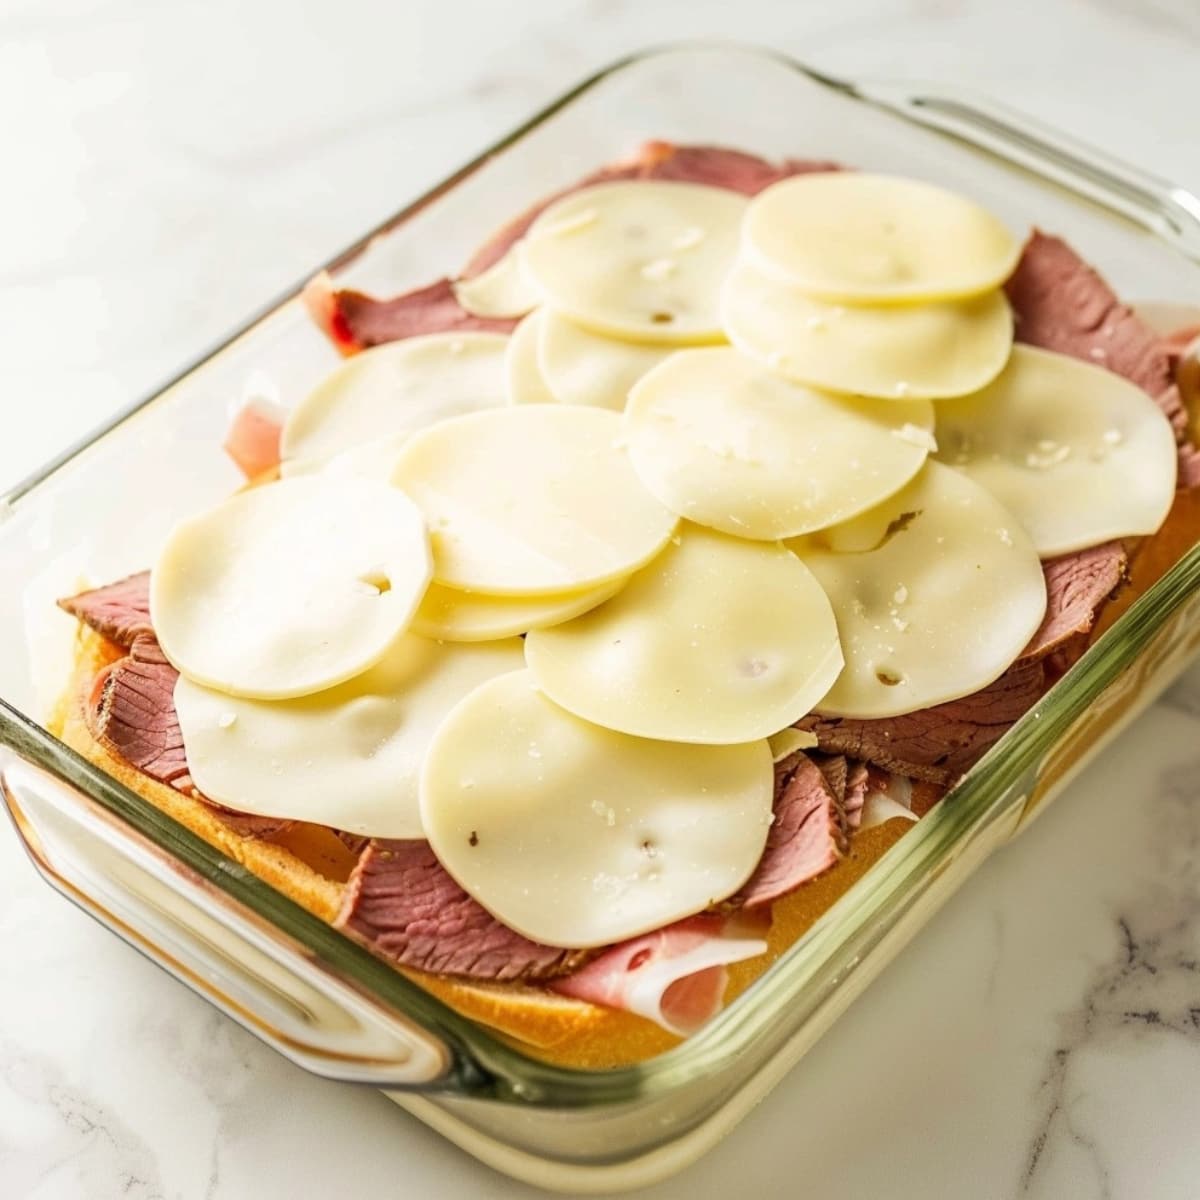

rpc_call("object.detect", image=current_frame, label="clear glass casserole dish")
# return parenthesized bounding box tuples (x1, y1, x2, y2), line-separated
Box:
(3, 43, 1200, 1194)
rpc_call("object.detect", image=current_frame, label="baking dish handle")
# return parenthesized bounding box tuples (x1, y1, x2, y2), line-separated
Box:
(0, 751, 459, 1090)
(849, 81, 1200, 260)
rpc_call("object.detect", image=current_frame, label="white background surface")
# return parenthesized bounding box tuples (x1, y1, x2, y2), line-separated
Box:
(3, 1, 1200, 1197)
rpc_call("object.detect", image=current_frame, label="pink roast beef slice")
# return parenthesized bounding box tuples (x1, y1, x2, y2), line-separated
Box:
(1022, 540, 1128, 662)
(59, 572, 153, 648)
(336, 839, 589, 981)
(732, 752, 844, 909)
(842, 761, 870, 832)
(796, 660, 1047, 787)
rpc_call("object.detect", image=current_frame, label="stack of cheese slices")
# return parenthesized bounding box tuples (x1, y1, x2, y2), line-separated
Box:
(151, 171, 1178, 954)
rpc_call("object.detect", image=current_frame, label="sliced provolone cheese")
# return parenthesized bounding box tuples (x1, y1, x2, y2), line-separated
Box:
(505, 309, 557, 405)
(420, 669, 774, 947)
(152, 476, 431, 699)
(411, 577, 626, 642)
(934, 345, 1177, 555)
(453, 242, 540, 318)
(280, 333, 509, 474)
(722, 259, 1013, 400)
(624, 347, 935, 538)
(790, 461, 1046, 719)
(392, 405, 678, 595)
(175, 636, 524, 838)
(744, 172, 1020, 302)
(538, 307, 676, 410)
(521, 181, 747, 344)
(525, 524, 843, 744)
(768, 727, 819, 761)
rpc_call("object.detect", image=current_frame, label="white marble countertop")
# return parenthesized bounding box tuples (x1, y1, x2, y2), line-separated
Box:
(4, 1, 1200, 1196)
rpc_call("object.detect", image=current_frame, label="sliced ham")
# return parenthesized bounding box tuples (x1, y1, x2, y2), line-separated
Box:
(796, 660, 1047, 786)
(302, 273, 517, 356)
(336, 839, 588, 981)
(732, 752, 843, 909)
(548, 911, 769, 1037)
(1007, 230, 1200, 486)
(58, 572, 153, 648)
(223, 399, 284, 480)
(1022, 540, 1128, 662)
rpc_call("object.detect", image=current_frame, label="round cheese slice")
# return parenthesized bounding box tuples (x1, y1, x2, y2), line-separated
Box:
(280, 332, 510, 474)
(175, 636, 524, 838)
(790, 461, 1046, 720)
(743, 172, 1020, 302)
(420, 669, 774, 947)
(521, 181, 747, 344)
(624, 346, 936, 539)
(538, 307, 676, 410)
(722, 258, 1013, 400)
(392, 405, 678, 595)
(933, 345, 1178, 556)
(505, 309, 557, 405)
(410, 577, 626, 642)
(524, 524, 844, 744)
(152, 475, 431, 699)
(453, 242, 541, 318)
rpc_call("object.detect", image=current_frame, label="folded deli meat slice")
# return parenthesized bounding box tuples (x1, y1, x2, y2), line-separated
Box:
(224, 399, 284, 481)
(1022, 541, 1128, 662)
(731, 752, 844, 909)
(549, 913, 769, 1037)
(1006, 230, 1200, 487)
(58, 572, 154, 647)
(336, 839, 587, 981)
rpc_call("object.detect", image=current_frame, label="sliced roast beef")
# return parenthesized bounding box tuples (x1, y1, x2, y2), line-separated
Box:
(303, 274, 518, 355)
(336, 839, 589, 981)
(59, 572, 153, 648)
(732, 752, 843, 909)
(1007, 231, 1200, 486)
(796, 660, 1047, 786)
(634, 141, 838, 195)
(843, 761, 869, 832)
(1022, 540, 1128, 662)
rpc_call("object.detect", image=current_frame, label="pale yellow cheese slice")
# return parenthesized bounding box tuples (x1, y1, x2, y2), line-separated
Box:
(790, 461, 1046, 719)
(624, 346, 936, 538)
(410, 577, 625, 642)
(538, 307, 676, 410)
(722, 259, 1013, 400)
(521, 181, 747, 344)
(452, 242, 540, 318)
(524, 524, 843, 744)
(420, 669, 774, 947)
(151, 476, 431, 700)
(280, 332, 510, 474)
(744, 172, 1020, 302)
(934, 345, 1177, 555)
(175, 636, 524, 838)
(505, 309, 557, 405)
(768, 727, 819, 761)
(392, 405, 678, 595)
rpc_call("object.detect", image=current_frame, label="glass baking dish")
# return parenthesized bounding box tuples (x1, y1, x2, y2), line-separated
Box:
(3, 43, 1200, 1194)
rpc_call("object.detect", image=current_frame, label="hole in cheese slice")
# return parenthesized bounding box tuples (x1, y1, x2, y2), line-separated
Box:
(410, 577, 626, 642)
(521, 181, 747, 344)
(280, 332, 510, 475)
(419, 669, 774, 948)
(624, 346, 936, 539)
(151, 475, 431, 700)
(743, 172, 1020, 302)
(538, 307, 677, 410)
(790, 461, 1046, 719)
(392, 404, 679, 595)
(722, 259, 1013, 401)
(175, 635, 525, 839)
(505, 309, 557, 405)
(933, 345, 1177, 556)
(524, 523, 844, 744)
(452, 241, 541, 318)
